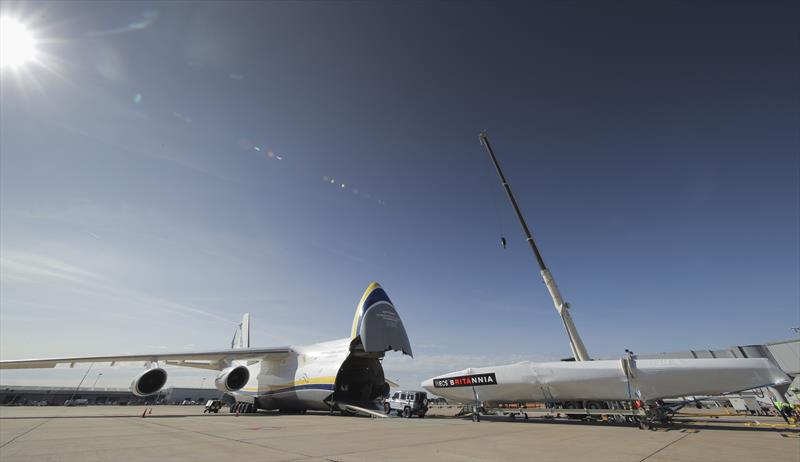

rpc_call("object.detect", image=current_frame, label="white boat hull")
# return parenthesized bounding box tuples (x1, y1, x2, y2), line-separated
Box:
(421, 358, 789, 403)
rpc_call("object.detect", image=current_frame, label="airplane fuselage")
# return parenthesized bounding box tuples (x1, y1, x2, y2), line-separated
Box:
(232, 338, 388, 411)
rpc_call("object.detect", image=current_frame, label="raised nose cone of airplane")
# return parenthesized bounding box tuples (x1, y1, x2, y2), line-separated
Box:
(420, 378, 434, 392)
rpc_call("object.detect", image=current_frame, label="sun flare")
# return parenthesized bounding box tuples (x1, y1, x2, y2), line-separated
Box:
(0, 16, 38, 69)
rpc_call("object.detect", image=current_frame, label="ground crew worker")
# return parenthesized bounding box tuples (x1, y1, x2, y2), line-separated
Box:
(774, 400, 790, 424)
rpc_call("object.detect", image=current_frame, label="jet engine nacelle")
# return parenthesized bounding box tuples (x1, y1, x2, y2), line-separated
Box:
(215, 365, 250, 392)
(130, 368, 168, 397)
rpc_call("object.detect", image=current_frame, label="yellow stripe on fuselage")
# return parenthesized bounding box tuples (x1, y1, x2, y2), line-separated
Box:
(242, 376, 337, 392)
(351, 282, 380, 340)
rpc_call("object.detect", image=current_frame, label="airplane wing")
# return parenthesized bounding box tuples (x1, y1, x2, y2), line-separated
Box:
(0, 347, 291, 371)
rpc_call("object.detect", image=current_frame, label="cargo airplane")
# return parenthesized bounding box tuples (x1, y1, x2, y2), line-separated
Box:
(0, 282, 412, 415)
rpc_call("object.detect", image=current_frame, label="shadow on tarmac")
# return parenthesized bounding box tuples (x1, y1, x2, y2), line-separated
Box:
(445, 414, 800, 433)
(2, 411, 797, 435)
(0, 410, 333, 420)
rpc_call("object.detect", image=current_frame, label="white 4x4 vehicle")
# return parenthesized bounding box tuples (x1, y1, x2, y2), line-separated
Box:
(384, 390, 428, 418)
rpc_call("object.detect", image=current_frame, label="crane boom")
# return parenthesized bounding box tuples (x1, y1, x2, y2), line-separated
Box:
(479, 132, 590, 361)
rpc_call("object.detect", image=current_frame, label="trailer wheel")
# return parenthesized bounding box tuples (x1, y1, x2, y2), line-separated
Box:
(563, 401, 583, 420)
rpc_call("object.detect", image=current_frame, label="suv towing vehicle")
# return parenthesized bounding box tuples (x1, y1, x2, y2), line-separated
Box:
(384, 390, 428, 418)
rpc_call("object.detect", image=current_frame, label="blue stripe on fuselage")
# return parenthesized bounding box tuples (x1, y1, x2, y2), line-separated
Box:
(238, 383, 335, 396)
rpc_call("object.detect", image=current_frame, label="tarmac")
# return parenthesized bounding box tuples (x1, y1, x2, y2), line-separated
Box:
(1, 405, 798, 461)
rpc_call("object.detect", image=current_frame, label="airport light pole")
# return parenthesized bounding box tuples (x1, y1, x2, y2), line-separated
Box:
(66, 363, 94, 405)
(92, 372, 103, 389)
(479, 132, 591, 361)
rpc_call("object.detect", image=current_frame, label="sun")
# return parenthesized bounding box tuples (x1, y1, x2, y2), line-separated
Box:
(0, 16, 38, 69)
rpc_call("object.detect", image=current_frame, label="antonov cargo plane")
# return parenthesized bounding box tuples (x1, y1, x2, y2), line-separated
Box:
(0, 283, 412, 414)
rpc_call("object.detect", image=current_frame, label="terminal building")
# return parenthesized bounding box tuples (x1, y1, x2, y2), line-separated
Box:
(0, 386, 224, 406)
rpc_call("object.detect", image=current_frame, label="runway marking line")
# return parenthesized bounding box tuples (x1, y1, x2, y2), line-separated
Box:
(744, 422, 798, 428)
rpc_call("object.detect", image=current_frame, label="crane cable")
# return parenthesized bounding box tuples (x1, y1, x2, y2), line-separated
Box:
(480, 131, 508, 249)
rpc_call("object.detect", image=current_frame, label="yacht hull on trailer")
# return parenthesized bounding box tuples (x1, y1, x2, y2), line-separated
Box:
(422, 357, 789, 404)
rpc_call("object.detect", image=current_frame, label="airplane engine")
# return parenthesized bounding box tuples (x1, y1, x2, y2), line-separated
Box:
(130, 368, 168, 397)
(215, 365, 250, 392)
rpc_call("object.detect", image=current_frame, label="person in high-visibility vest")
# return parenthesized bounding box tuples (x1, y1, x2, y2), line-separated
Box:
(774, 400, 791, 424)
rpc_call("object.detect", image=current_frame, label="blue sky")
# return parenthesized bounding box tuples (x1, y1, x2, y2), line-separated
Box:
(1, 1, 798, 390)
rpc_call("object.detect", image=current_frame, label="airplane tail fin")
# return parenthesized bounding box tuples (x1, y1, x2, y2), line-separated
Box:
(350, 282, 412, 357)
(231, 313, 250, 349)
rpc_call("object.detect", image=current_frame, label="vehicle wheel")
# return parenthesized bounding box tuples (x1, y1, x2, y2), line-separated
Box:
(472, 412, 481, 422)
(403, 407, 411, 418)
(384, 403, 391, 414)
(563, 401, 582, 420)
